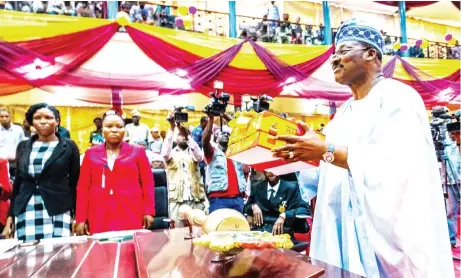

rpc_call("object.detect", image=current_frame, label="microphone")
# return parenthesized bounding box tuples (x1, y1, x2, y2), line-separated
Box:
(184, 105, 195, 111)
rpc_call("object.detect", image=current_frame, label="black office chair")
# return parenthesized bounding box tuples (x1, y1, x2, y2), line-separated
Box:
(291, 215, 311, 253)
(150, 169, 173, 230)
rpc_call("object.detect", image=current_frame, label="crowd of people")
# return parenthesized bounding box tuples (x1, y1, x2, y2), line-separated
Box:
(1, 1, 105, 18)
(0, 105, 313, 241)
(0, 17, 460, 276)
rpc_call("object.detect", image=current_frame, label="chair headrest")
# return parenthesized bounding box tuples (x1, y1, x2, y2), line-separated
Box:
(153, 169, 167, 187)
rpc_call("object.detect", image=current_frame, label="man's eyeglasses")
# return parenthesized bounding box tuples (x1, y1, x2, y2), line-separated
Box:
(330, 47, 371, 65)
(333, 47, 370, 57)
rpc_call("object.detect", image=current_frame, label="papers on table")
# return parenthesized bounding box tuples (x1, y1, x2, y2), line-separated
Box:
(90, 229, 150, 242)
(38, 236, 89, 246)
(0, 239, 20, 257)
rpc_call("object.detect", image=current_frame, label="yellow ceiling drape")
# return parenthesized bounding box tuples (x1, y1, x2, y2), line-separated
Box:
(0, 10, 113, 42)
(392, 57, 460, 80)
(0, 10, 458, 90)
(132, 23, 330, 69)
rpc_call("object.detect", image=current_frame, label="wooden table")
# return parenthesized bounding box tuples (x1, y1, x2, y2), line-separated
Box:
(0, 239, 136, 278)
(0, 228, 362, 278)
(134, 228, 362, 278)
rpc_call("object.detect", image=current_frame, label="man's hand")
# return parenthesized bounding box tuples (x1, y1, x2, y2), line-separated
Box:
(143, 215, 154, 229)
(177, 124, 189, 138)
(272, 121, 327, 162)
(272, 216, 285, 235)
(220, 112, 232, 123)
(167, 112, 175, 130)
(75, 222, 90, 236)
(252, 204, 263, 226)
(205, 111, 215, 120)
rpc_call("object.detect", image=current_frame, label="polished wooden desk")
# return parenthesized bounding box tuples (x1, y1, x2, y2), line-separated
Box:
(134, 228, 362, 278)
(0, 239, 136, 278)
(0, 229, 362, 278)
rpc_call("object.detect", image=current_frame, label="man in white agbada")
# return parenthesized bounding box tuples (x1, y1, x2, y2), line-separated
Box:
(272, 19, 454, 277)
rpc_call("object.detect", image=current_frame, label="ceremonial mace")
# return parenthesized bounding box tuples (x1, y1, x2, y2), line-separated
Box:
(178, 206, 250, 239)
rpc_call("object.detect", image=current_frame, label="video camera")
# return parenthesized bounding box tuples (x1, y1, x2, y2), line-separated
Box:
(250, 95, 273, 113)
(169, 105, 195, 123)
(203, 80, 230, 116)
(430, 106, 458, 153)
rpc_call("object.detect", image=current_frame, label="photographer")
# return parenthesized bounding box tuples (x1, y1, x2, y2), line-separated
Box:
(443, 131, 460, 248)
(161, 112, 206, 224)
(202, 112, 247, 214)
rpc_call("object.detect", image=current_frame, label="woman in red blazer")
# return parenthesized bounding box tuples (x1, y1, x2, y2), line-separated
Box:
(75, 112, 155, 235)
(0, 158, 12, 233)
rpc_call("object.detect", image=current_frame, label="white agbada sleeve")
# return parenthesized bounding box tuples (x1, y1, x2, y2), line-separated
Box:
(297, 168, 320, 201)
(345, 88, 453, 277)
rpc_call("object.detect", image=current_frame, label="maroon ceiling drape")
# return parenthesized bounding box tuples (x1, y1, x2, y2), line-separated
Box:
(375, 1, 460, 10)
(0, 22, 458, 107)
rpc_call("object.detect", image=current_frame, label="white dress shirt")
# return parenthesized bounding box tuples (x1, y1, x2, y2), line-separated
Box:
(267, 181, 280, 200)
(124, 123, 153, 145)
(0, 124, 25, 160)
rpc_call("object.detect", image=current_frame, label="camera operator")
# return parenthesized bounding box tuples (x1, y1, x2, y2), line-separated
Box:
(443, 131, 460, 248)
(161, 112, 206, 225)
(202, 111, 247, 213)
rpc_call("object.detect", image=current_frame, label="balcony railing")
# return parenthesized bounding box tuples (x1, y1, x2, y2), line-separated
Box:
(3, 1, 459, 60)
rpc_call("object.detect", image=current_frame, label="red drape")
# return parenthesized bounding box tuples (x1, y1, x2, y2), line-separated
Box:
(394, 56, 460, 106)
(375, 1, 461, 10)
(0, 23, 119, 92)
(0, 23, 458, 107)
(374, 1, 438, 9)
(126, 27, 334, 99)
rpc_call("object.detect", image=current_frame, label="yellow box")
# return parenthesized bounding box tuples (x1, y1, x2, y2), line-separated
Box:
(226, 111, 322, 175)
(228, 111, 298, 147)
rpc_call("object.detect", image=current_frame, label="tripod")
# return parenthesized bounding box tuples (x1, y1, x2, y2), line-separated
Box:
(437, 148, 460, 261)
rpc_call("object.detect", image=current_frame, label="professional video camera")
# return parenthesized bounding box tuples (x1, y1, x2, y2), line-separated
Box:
(203, 81, 230, 116)
(447, 110, 460, 133)
(430, 106, 459, 156)
(250, 95, 273, 112)
(169, 105, 195, 123)
(430, 107, 450, 152)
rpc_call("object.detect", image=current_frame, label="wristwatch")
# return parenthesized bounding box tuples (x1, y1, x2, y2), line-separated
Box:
(322, 144, 335, 163)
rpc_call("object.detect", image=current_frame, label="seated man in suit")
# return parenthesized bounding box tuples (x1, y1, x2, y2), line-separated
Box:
(244, 171, 310, 237)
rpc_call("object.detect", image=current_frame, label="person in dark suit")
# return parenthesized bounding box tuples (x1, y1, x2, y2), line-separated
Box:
(244, 171, 310, 237)
(2, 103, 80, 241)
(56, 110, 70, 139)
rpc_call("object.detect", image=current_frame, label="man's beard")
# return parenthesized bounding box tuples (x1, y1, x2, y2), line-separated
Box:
(178, 141, 188, 150)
